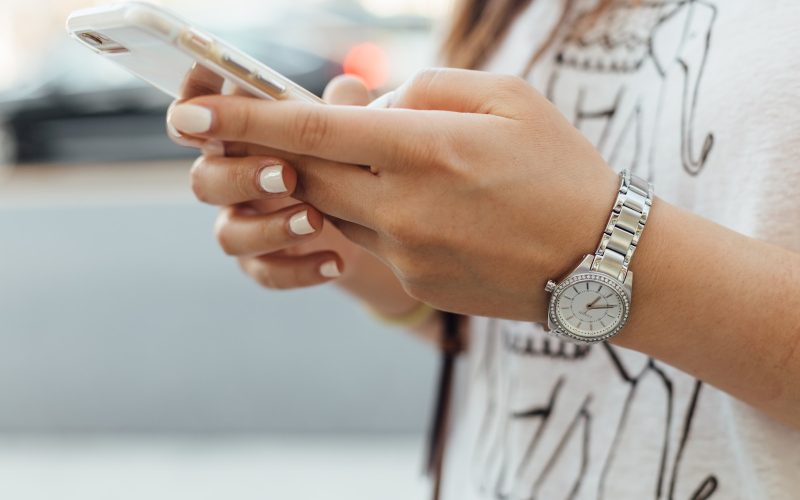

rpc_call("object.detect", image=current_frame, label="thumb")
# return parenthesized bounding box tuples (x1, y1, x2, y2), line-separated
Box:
(322, 74, 371, 106)
(386, 68, 530, 117)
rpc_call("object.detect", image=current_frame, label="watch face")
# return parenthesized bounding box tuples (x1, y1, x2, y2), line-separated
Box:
(549, 273, 630, 343)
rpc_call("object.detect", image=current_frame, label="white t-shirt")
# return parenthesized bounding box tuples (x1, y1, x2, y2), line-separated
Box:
(441, 1, 800, 499)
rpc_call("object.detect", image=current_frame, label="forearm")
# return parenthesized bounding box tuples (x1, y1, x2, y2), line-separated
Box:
(610, 200, 800, 429)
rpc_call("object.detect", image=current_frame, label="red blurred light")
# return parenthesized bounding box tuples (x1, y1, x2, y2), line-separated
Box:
(343, 42, 389, 90)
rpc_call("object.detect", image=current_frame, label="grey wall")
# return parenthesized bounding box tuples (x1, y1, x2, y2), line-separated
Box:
(0, 203, 437, 433)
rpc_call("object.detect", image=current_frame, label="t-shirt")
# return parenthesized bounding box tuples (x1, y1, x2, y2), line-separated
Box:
(440, 1, 800, 499)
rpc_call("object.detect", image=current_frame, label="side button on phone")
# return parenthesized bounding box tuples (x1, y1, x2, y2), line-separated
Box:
(254, 72, 287, 96)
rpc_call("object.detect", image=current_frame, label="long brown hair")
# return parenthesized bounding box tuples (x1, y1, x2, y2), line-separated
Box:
(441, 0, 618, 71)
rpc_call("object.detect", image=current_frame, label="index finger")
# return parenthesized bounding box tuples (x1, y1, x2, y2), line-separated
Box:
(168, 94, 441, 167)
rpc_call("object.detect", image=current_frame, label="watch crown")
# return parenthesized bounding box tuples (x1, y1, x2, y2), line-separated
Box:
(545, 280, 557, 293)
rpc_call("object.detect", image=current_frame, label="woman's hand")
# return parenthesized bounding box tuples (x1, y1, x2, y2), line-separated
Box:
(169, 72, 368, 288)
(168, 68, 620, 321)
(169, 71, 430, 327)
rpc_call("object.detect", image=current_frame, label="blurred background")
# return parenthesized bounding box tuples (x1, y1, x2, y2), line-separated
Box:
(0, 0, 450, 498)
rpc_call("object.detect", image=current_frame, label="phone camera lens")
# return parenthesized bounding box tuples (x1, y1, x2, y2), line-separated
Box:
(80, 32, 104, 46)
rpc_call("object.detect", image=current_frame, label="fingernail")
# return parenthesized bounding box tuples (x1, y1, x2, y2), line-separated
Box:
(203, 140, 225, 157)
(289, 210, 315, 235)
(166, 121, 183, 138)
(168, 104, 213, 134)
(259, 164, 287, 193)
(319, 260, 341, 278)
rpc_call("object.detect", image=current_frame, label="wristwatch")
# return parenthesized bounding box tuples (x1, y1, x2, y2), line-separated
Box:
(544, 170, 653, 344)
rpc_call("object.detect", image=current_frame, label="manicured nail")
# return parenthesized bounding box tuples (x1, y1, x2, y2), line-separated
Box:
(289, 210, 315, 235)
(166, 121, 183, 138)
(203, 140, 225, 157)
(259, 165, 287, 193)
(168, 104, 212, 134)
(319, 260, 341, 278)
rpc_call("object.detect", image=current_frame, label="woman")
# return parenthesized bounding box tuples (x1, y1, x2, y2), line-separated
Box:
(166, 0, 800, 498)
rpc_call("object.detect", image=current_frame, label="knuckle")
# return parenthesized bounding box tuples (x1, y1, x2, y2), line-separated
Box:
(251, 262, 304, 291)
(289, 264, 306, 288)
(232, 102, 253, 139)
(292, 107, 329, 152)
(270, 271, 294, 290)
(254, 266, 277, 289)
(229, 161, 254, 200)
(216, 232, 236, 256)
(402, 68, 442, 106)
(494, 74, 530, 98)
(214, 221, 237, 256)
(408, 68, 441, 95)
(272, 281, 292, 290)
(189, 158, 211, 203)
(259, 217, 283, 246)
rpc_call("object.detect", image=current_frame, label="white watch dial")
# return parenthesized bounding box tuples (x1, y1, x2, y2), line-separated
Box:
(550, 274, 630, 341)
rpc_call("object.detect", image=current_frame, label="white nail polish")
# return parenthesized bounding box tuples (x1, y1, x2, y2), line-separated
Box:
(168, 104, 213, 134)
(166, 121, 183, 138)
(204, 140, 225, 157)
(319, 260, 341, 278)
(289, 210, 315, 235)
(259, 165, 287, 193)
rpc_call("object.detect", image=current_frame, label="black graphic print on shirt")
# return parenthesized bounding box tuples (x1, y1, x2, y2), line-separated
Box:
(537, 0, 716, 178)
(472, 322, 718, 500)
(470, 1, 721, 498)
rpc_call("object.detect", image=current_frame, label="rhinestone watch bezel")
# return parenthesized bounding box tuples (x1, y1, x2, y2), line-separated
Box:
(548, 273, 631, 344)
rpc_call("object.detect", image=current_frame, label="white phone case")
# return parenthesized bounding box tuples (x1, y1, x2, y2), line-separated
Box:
(66, 2, 323, 103)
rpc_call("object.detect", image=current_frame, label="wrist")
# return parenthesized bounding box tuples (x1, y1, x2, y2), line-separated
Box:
(607, 198, 678, 351)
(531, 167, 620, 323)
(541, 169, 653, 343)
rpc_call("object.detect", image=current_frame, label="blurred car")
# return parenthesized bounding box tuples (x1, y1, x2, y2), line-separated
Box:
(0, 33, 341, 165)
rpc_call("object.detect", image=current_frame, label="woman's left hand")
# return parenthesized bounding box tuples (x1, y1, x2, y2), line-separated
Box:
(168, 68, 621, 322)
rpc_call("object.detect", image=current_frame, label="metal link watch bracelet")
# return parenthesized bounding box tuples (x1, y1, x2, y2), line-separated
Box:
(592, 170, 653, 281)
(544, 170, 654, 344)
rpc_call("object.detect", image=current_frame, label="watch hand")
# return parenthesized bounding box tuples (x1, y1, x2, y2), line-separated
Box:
(587, 304, 616, 310)
(587, 296, 602, 308)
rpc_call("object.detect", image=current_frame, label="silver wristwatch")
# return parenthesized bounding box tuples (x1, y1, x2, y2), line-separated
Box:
(544, 170, 653, 344)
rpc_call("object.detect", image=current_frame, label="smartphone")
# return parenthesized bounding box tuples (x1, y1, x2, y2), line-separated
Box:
(66, 2, 324, 104)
